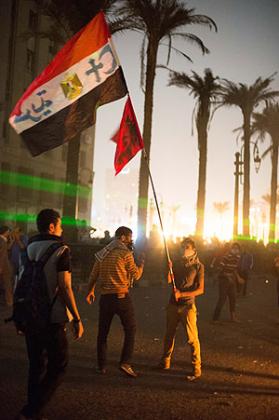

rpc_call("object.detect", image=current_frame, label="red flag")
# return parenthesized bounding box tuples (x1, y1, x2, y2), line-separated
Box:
(112, 96, 144, 175)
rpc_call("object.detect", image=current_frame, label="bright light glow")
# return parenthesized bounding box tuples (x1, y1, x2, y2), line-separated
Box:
(92, 197, 274, 244)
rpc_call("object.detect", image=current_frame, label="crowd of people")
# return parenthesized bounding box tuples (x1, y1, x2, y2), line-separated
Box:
(0, 210, 279, 419)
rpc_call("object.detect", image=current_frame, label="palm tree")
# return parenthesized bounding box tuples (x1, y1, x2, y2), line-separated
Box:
(253, 103, 279, 242)
(213, 201, 230, 214)
(168, 68, 221, 237)
(110, 0, 217, 241)
(220, 75, 279, 238)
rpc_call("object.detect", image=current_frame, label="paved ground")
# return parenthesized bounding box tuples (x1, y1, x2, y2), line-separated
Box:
(1, 273, 279, 420)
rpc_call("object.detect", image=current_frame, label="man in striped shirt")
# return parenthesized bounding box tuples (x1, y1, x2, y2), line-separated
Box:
(86, 226, 144, 377)
(212, 242, 241, 322)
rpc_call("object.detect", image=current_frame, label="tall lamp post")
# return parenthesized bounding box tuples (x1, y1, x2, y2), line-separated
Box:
(233, 142, 261, 238)
(233, 152, 242, 238)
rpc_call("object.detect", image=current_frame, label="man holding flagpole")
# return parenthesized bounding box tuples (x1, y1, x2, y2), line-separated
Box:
(158, 238, 204, 381)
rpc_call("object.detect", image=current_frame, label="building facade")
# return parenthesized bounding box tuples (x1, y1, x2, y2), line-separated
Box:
(0, 0, 94, 232)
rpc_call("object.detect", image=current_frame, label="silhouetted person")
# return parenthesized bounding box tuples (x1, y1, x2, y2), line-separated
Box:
(159, 238, 204, 381)
(212, 242, 241, 322)
(0, 225, 13, 306)
(238, 246, 253, 296)
(99, 230, 111, 245)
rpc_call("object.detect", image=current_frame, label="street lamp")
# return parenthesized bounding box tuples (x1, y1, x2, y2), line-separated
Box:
(233, 141, 261, 237)
(253, 145, 261, 173)
(233, 152, 243, 238)
(239, 141, 261, 183)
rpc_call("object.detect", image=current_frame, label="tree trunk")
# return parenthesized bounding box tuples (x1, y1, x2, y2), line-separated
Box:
(62, 136, 81, 242)
(137, 38, 158, 242)
(195, 102, 209, 238)
(242, 111, 251, 238)
(195, 126, 208, 237)
(269, 136, 278, 242)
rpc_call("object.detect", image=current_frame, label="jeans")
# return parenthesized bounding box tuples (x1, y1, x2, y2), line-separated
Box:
(213, 276, 237, 320)
(0, 271, 13, 306)
(239, 270, 249, 296)
(21, 323, 68, 418)
(97, 294, 136, 369)
(161, 303, 201, 372)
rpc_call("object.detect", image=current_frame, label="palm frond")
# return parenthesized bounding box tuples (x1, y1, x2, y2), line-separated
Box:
(262, 146, 272, 159)
(140, 34, 147, 93)
(170, 32, 210, 54)
(159, 43, 193, 62)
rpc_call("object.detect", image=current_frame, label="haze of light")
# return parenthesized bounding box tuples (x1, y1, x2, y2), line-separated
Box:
(91, 0, 279, 241)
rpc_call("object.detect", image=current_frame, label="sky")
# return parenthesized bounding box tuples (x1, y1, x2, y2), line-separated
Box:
(91, 0, 279, 239)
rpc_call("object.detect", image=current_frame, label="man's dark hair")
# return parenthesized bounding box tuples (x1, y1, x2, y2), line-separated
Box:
(232, 242, 241, 251)
(115, 226, 132, 238)
(0, 225, 10, 235)
(181, 237, 196, 249)
(37, 209, 61, 233)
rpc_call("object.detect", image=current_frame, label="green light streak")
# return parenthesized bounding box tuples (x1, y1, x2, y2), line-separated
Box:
(0, 211, 89, 227)
(0, 170, 91, 198)
(233, 234, 279, 244)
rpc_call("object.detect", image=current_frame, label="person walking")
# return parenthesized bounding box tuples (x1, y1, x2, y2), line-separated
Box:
(212, 242, 241, 322)
(238, 246, 253, 297)
(86, 226, 144, 377)
(159, 238, 204, 381)
(0, 225, 13, 307)
(17, 209, 84, 420)
(9, 227, 28, 291)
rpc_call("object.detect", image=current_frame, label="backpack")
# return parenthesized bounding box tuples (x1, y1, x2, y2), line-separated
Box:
(12, 241, 63, 334)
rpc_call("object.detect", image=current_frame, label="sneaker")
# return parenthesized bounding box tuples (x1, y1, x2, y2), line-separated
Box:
(156, 361, 170, 370)
(186, 370, 201, 381)
(119, 363, 138, 378)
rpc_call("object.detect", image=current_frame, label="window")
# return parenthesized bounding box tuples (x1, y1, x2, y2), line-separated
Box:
(39, 173, 54, 205)
(16, 167, 33, 201)
(0, 162, 11, 194)
(28, 10, 38, 32)
(26, 48, 35, 73)
(2, 121, 8, 141)
(80, 151, 86, 167)
(78, 197, 88, 213)
(62, 145, 67, 162)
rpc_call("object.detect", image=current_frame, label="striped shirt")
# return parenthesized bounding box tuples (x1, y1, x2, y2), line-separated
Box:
(89, 247, 143, 294)
(219, 252, 240, 277)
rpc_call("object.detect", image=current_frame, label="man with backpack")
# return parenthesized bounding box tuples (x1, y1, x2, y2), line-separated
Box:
(16, 209, 84, 420)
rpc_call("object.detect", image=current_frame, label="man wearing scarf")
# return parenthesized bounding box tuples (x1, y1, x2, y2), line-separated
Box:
(86, 226, 144, 378)
(159, 238, 204, 381)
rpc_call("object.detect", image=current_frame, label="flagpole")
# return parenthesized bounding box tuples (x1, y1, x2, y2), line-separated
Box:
(142, 149, 176, 290)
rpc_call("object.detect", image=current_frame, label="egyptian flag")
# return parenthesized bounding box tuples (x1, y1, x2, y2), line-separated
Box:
(112, 96, 144, 175)
(9, 12, 128, 156)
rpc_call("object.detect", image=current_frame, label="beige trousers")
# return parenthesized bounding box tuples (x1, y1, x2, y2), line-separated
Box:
(162, 303, 201, 372)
